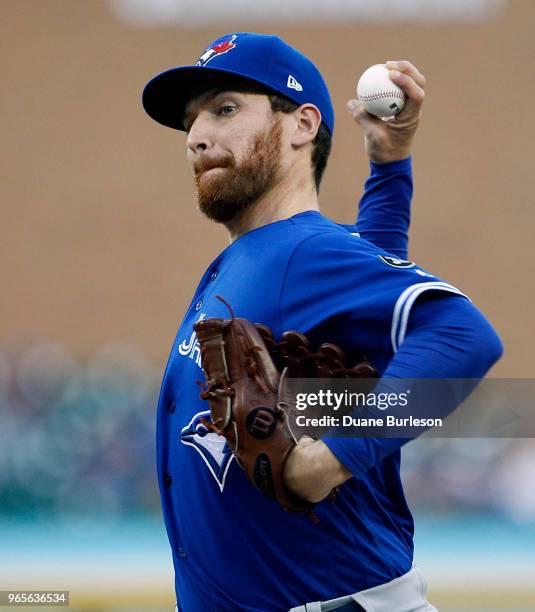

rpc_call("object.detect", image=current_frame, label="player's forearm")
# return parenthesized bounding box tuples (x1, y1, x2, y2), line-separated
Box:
(356, 157, 412, 259)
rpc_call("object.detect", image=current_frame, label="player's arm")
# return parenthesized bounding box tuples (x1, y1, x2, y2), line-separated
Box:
(348, 61, 425, 259)
(284, 294, 503, 502)
(279, 231, 503, 504)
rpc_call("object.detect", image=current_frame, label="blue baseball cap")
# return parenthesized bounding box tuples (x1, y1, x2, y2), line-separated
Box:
(142, 32, 334, 135)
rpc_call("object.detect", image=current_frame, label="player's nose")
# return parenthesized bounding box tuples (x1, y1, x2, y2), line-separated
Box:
(186, 115, 213, 154)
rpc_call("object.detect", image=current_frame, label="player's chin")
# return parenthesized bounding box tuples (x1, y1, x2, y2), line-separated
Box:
(195, 188, 238, 223)
(196, 169, 230, 197)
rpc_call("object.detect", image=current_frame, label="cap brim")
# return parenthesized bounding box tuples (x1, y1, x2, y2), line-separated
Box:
(142, 66, 270, 131)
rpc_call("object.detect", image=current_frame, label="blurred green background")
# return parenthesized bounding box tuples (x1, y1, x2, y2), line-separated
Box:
(2, 1, 535, 610)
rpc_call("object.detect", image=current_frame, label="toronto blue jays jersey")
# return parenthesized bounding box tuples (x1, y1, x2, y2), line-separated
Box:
(156, 207, 466, 612)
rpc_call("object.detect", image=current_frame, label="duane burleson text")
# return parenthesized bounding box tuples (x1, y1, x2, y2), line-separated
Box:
(295, 415, 443, 428)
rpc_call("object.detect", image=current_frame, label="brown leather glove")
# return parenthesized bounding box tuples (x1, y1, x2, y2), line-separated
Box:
(194, 297, 377, 515)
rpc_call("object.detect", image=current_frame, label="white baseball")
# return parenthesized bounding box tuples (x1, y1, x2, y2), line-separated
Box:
(356, 64, 406, 118)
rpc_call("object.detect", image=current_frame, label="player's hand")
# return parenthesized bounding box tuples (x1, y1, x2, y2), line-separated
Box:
(284, 436, 352, 503)
(347, 60, 426, 164)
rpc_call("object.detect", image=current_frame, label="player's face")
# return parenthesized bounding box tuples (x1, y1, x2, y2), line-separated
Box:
(184, 90, 284, 223)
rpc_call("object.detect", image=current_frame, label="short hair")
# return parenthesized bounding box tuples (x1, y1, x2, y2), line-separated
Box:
(267, 93, 331, 192)
(185, 75, 332, 192)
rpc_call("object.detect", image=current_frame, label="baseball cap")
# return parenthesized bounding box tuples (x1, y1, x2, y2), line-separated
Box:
(142, 32, 334, 135)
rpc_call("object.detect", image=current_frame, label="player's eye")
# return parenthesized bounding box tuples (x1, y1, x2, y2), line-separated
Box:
(217, 104, 237, 117)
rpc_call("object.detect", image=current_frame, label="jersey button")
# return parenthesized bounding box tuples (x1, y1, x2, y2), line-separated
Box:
(164, 473, 172, 486)
(177, 547, 188, 558)
(210, 271, 218, 281)
(168, 400, 176, 414)
(195, 300, 203, 311)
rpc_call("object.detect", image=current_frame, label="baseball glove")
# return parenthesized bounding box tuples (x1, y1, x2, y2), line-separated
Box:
(194, 296, 377, 518)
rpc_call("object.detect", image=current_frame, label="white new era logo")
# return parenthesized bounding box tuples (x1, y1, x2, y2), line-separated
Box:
(287, 75, 303, 92)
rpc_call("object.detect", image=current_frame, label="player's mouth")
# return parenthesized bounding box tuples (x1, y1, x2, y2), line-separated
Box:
(197, 167, 218, 180)
(194, 156, 234, 177)
(198, 166, 229, 180)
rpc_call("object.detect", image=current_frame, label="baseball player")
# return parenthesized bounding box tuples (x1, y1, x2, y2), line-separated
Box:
(142, 33, 502, 612)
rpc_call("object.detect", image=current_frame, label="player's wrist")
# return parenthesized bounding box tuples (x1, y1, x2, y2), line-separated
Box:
(370, 155, 412, 171)
(284, 439, 351, 503)
(368, 147, 412, 164)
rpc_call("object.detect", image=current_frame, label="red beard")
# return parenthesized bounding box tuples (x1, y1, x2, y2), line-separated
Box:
(193, 117, 283, 224)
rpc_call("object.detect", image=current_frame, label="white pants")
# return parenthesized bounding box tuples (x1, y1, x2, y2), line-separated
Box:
(289, 566, 438, 612)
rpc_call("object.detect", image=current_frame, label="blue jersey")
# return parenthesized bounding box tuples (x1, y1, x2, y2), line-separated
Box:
(156, 208, 466, 612)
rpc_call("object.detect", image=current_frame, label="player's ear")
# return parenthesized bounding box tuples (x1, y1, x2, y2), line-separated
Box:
(290, 104, 321, 148)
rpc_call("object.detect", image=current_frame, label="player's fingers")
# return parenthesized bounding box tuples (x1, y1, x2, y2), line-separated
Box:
(385, 60, 426, 89)
(296, 435, 316, 448)
(346, 99, 384, 127)
(388, 70, 425, 106)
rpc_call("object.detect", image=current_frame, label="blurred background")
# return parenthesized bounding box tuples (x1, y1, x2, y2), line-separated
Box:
(2, 0, 535, 610)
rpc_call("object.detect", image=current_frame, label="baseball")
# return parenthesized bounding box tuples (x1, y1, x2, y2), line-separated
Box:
(357, 64, 406, 118)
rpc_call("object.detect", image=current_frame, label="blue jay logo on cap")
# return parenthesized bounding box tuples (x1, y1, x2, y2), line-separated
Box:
(196, 34, 238, 67)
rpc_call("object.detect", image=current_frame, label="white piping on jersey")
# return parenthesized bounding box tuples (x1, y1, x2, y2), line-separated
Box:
(391, 281, 469, 353)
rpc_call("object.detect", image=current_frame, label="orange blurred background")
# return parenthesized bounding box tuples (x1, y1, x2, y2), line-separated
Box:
(3, 0, 533, 374)
(2, 3, 535, 610)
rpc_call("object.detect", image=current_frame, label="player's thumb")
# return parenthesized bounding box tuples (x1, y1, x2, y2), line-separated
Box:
(346, 99, 381, 129)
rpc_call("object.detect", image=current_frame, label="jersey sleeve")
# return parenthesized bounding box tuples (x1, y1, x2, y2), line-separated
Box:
(336, 157, 412, 260)
(356, 158, 412, 259)
(278, 229, 467, 362)
(321, 294, 503, 478)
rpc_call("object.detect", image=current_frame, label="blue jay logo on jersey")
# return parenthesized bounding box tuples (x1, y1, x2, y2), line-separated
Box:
(180, 411, 234, 491)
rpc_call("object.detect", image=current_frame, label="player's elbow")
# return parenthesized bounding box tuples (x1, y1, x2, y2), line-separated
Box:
(471, 313, 503, 376)
(451, 299, 503, 377)
(404, 294, 503, 379)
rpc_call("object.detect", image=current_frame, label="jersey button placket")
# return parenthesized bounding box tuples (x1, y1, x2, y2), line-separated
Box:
(164, 473, 172, 486)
